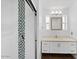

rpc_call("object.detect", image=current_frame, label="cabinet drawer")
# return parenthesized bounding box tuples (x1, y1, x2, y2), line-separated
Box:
(50, 42, 62, 53)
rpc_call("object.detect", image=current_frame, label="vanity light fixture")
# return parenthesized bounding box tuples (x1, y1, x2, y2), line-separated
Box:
(51, 8, 63, 15)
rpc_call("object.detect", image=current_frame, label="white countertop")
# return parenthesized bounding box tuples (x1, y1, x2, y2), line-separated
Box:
(41, 36, 77, 42)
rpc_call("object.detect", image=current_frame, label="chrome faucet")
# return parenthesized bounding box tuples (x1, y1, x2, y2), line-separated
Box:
(54, 35, 58, 38)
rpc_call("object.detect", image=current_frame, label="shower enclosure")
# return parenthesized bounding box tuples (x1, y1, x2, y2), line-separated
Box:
(1, 0, 37, 59)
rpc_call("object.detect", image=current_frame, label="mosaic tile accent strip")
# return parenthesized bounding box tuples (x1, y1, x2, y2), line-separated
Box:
(18, 0, 25, 59)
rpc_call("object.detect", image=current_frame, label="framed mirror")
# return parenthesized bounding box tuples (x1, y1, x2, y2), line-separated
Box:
(51, 16, 62, 30)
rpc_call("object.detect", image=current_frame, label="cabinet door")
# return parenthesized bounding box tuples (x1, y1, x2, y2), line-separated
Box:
(59, 42, 76, 54)
(25, 2, 35, 59)
(50, 42, 76, 54)
(50, 42, 61, 53)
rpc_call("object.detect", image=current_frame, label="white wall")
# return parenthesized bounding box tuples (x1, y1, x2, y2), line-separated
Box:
(69, 0, 77, 38)
(1, 0, 18, 59)
(38, 0, 77, 38)
(39, 8, 71, 37)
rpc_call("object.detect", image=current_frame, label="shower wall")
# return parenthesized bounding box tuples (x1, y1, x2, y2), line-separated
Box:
(1, 0, 18, 59)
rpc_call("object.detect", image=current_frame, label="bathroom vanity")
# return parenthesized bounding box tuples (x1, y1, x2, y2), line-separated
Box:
(42, 36, 76, 54)
(42, 41, 76, 54)
(41, 36, 76, 59)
